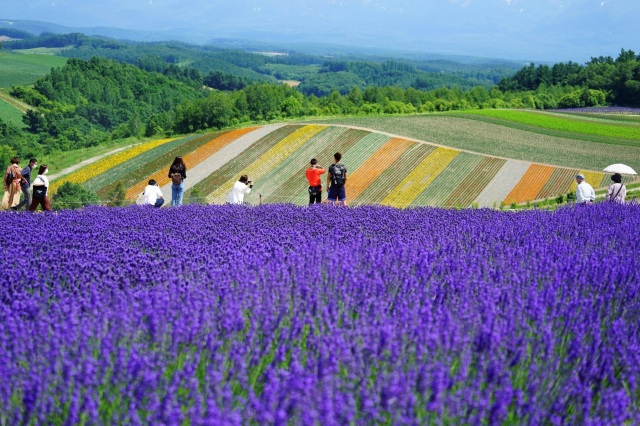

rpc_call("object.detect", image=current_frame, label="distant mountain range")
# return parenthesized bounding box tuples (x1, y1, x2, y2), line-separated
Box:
(2, 0, 638, 62)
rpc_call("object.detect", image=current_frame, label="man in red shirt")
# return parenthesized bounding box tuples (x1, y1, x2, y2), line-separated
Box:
(305, 158, 325, 205)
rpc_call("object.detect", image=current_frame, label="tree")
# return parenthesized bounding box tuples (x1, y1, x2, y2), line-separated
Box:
(51, 182, 99, 210)
(106, 181, 127, 207)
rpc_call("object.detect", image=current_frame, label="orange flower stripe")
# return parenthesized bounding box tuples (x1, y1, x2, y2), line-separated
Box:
(504, 164, 555, 204)
(346, 138, 414, 201)
(125, 127, 260, 199)
(50, 138, 176, 194)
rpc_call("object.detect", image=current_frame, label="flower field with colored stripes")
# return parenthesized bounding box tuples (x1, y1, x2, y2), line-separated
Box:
(1, 203, 639, 424)
(49, 137, 176, 193)
(50, 121, 640, 209)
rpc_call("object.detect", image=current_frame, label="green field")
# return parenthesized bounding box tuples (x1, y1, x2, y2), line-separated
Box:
(0, 90, 26, 126)
(306, 113, 640, 171)
(461, 109, 640, 142)
(0, 51, 68, 88)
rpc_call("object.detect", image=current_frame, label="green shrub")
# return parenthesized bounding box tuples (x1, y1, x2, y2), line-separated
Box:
(51, 182, 99, 210)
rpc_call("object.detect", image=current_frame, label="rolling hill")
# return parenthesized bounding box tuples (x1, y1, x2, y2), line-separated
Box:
(47, 112, 640, 209)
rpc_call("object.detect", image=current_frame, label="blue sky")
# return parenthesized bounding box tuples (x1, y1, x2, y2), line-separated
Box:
(2, 0, 638, 62)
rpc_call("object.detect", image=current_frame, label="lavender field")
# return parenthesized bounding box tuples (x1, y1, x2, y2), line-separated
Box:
(1, 204, 639, 425)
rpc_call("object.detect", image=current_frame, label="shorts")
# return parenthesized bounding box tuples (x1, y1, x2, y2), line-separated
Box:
(327, 185, 346, 202)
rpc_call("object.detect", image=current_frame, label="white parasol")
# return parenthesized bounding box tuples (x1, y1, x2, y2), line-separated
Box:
(603, 164, 637, 175)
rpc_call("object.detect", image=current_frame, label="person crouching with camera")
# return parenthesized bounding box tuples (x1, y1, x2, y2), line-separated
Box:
(226, 174, 253, 205)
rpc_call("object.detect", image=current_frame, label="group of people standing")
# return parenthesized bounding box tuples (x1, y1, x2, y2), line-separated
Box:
(305, 152, 348, 206)
(2, 157, 51, 211)
(4, 153, 630, 211)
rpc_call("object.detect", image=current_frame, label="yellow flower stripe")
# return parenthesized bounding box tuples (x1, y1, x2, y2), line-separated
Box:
(49, 138, 176, 194)
(569, 170, 605, 192)
(206, 125, 327, 204)
(381, 147, 460, 208)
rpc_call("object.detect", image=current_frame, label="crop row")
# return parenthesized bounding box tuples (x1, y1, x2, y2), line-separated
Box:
(443, 157, 506, 207)
(205, 125, 327, 204)
(537, 167, 579, 200)
(120, 132, 229, 199)
(186, 125, 301, 200)
(503, 164, 555, 205)
(314, 116, 640, 171)
(263, 128, 370, 205)
(49, 137, 176, 193)
(570, 170, 606, 193)
(255, 126, 349, 202)
(345, 137, 415, 203)
(413, 152, 485, 206)
(353, 143, 436, 206)
(88, 133, 207, 197)
(382, 147, 460, 208)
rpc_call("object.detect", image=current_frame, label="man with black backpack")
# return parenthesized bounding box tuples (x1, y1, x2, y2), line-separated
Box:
(327, 152, 347, 206)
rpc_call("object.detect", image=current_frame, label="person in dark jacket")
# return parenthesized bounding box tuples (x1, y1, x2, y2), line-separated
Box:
(168, 156, 187, 206)
(15, 158, 37, 211)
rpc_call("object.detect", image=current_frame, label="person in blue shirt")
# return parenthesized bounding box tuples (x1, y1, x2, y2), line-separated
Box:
(15, 158, 37, 211)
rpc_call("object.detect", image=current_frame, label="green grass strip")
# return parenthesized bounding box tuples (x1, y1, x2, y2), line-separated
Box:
(264, 128, 370, 205)
(186, 125, 302, 198)
(354, 143, 436, 205)
(459, 110, 640, 145)
(411, 152, 484, 207)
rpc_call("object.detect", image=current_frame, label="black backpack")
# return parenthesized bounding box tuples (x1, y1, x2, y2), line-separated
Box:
(331, 163, 346, 186)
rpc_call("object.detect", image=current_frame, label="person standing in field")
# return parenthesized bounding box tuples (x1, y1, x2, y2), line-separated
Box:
(575, 173, 595, 205)
(306, 158, 325, 205)
(168, 156, 187, 206)
(327, 152, 347, 206)
(2, 157, 23, 210)
(226, 175, 253, 205)
(605, 173, 626, 204)
(15, 158, 37, 211)
(28, 164, 51, 212)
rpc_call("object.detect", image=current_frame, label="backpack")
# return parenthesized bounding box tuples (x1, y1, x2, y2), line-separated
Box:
(5, 168, 14, 186)
(171, 172, 182, 185)
(331, 163, 346, 186)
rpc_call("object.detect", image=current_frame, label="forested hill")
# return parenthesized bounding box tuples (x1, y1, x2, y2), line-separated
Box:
(498, 49, 640, 107)
(1, 32, 518, 94)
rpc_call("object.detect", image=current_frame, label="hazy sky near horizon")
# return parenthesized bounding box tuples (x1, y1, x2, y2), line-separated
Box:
(2, 0, 638, 61)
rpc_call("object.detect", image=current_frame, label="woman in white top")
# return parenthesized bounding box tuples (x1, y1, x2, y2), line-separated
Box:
(606, 173, 626, 204)
(29, 164, 51, 211)
(226, 175, 253, 205)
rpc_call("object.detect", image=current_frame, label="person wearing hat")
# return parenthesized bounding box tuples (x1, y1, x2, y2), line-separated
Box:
(575, 174, 595, 205)
(605, 173, 626, 204)
(305, 158, 325, 205)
